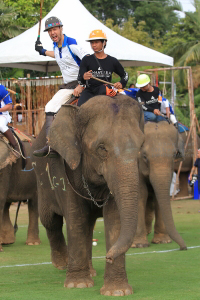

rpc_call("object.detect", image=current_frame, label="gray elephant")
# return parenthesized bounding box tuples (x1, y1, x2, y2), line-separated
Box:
(132, 122, 187, 249)
(174, 130, 200, 197)
(0, 137, 41, 252)
(31, 95, 144, 296)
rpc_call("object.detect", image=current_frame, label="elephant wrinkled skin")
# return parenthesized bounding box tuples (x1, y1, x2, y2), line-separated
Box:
(132, 122, 187, 250)
(31, 95, 144, 296)
(0, 138, 40, 252)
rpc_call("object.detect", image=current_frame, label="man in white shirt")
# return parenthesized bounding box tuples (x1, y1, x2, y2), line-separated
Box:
(160, 97, 178, 127)
(33, 16, 88, 157)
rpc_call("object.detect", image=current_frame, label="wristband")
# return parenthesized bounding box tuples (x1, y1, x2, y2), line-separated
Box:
(40, 49, 47, 56)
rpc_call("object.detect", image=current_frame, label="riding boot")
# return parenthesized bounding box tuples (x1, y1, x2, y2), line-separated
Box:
(33, 113, 58, 158)
(3, 129, 20, 158)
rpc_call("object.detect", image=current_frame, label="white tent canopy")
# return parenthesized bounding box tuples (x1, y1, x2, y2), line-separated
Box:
(0, 0, 173, 72)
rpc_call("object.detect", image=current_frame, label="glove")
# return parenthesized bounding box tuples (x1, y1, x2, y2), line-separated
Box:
(35, 38, 47, 56)
(105, 84, 117, 97)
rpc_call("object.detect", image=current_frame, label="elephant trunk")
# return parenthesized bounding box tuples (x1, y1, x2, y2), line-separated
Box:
(149, 165, 187, 250)
(105, 159, 139, 264)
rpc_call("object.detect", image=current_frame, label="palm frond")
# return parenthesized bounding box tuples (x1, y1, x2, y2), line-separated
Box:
(167, 41, 197, 61)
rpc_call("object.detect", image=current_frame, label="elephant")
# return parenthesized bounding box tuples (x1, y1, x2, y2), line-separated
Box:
(174, 130, 200, 197)
(0, 136, 41, 252)
(132, 122, 187, 249)
(31, 95, 144, 296)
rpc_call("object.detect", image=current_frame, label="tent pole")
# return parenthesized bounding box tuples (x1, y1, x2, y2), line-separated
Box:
(171, 70, 175, 111)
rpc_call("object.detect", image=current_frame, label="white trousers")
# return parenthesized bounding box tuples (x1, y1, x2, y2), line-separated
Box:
(45, 89, 74, 113)
(170, 114, 177, 124)
(0, 115, 10, 133)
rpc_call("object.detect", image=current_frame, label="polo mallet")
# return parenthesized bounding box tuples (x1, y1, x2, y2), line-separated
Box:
(37, 0, 44, 41)
(6, 88, 18, 95)
(91, 76, 131, 92)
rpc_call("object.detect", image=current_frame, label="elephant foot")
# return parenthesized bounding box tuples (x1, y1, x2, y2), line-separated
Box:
(151, 233, 171, 244)
(89, 262, 97, 277)
(100, 283, 133, 296)
(64, 276, 94, 288)
(2, 236, 15, 245)
(26, 238, 41, 246)
(51, 248, 68, 270)
(2, 229, 15, 245)
(131, 238, 149, 248)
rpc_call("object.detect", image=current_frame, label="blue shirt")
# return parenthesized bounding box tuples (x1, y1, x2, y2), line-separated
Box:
(194, 158, 200, 179)
(124, 88, 139, 99)
(0, 85, 12, 116)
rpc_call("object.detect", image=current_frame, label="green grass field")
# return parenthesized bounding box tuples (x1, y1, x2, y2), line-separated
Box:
(0, 200, 200, 300)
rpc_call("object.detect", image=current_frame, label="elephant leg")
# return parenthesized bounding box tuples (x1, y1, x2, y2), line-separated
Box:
(101, 198, 132, 296)
(145, 196, 155, 235)
(39, 195, 67, 270)
(26, 194, 41, 245)
(64, 197, 94, 289)
(132, 180, 149, 248)
(152, 197, 171, 244)
(2, 202, 15, 245)
(0, 167, 11, 251)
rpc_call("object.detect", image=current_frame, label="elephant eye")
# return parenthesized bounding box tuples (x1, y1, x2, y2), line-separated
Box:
(143, 153, 148, 163)
(97, 144, 108, 159)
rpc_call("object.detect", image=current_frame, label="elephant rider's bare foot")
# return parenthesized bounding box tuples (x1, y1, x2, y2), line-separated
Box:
(151, 233, 171, 244)
(51, 249, 68, 270)
(100, 283, 133, 296)
(89, 263, 97, 277)
(64, 275, 94, 288)
(131, 238, 149, 248)
(26, 237, 41, 246)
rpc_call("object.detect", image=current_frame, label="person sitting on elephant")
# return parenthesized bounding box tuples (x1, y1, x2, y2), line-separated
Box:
(189, 149, 200, 196)
(77, 29, 128, 106)
(0, 85, 20, 157)
(136, 74, 167, 123)
(33, 16, 88, 158)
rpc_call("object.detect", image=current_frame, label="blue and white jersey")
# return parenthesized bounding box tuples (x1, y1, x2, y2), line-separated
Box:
(53, 34, 88, 84)
(0, 85, 12, 118)
(161, 97, 174, 115)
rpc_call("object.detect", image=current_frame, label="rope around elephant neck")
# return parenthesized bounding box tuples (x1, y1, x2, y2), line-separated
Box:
(65, 169, 110, 207)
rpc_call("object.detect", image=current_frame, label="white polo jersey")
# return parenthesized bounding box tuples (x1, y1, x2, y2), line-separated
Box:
(53, 35, 88, 84)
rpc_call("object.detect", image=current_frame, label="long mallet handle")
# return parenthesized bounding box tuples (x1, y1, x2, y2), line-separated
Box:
(38, 0, 43, 38)
(91, 76, 131, 92)
(6, 88, 18, 95)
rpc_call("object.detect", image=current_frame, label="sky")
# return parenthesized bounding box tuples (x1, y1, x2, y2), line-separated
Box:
(178, 0, 196, 17)
(180, 0, 196, 12)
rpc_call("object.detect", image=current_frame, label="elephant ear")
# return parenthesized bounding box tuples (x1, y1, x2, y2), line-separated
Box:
(0, 140, 18, 170)
(48, 105, 81, 170)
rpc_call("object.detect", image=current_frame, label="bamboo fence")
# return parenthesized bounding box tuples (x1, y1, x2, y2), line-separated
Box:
(0, 76, 63, 136)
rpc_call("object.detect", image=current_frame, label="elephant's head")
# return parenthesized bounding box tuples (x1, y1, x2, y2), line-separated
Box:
(139, 122, 187, 249)
(49, 95, 145, 262)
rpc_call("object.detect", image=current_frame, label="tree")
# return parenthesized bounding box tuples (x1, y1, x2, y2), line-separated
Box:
(165, 0, 200, 66)
(3, 0, 59, 28)
(133, 0, 182, 38)
(80, 0, 133, 24)
(0, 0, 24, 42)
